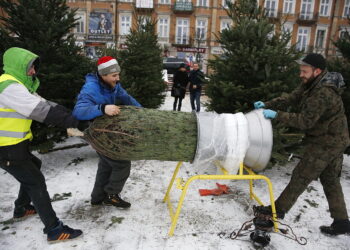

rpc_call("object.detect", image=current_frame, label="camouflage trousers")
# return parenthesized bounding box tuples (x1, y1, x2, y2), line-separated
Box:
(275, 143, 348, 220)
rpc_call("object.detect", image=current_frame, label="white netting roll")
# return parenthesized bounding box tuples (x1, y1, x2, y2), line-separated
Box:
(192, 112, 250, 174)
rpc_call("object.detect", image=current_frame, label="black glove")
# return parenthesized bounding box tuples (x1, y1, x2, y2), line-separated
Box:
(77, 121, 90, 132)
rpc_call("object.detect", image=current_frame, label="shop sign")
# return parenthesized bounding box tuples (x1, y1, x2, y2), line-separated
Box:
(177, 47, 206, 53)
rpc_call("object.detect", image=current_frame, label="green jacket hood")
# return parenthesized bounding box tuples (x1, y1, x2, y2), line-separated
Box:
(3, 47, 40, 93)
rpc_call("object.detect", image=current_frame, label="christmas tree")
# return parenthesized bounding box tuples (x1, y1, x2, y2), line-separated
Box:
(0, 0, 93, 150)
(0, 0, 93, 106)
(119, 16, 166, 108)
(206, 0, 300, 114)
(206, 0, 302, 164)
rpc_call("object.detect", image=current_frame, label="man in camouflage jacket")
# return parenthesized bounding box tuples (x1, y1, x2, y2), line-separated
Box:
(254, 53, 350, 236)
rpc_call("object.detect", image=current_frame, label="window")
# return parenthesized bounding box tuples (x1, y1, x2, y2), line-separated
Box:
(340, 29, 349, 39)
(106, 42, 115, 49)
(158, 16, 169, 38)
(159, 0, 170, 4)
(139, 16, 151, 29)
(265, 0, 277, 17)
(74, 13, 85, 33)
(267, 24, 276, 39)
(197, 0, 208, 7)
(176, 18, 189, 44)
(296, 27, 310, 52)
(120, 15, 132, 35)
(222, 0, 234, 8)
(136, 0, 153, 8)
(315, 29, 326, 49)
(196, 19, 207, 40)
(300, 0, 313, 20)
(319, 0, 330, 16)
(282, 23, 293, 46)
(282, 23, 293, 34)
(283, 0, 294, 14)
(220, 19, 232, 31)
(344, 0, 350, 17)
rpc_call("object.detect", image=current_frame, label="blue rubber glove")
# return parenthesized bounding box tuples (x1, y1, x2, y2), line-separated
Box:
(263, 109, 277, 119)
(254, 101, 265, 109)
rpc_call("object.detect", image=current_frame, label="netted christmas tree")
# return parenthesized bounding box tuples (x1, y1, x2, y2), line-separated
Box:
(206, 0, 302, 164)
(119, 16, 166, 108)
(0, 0, 93, 150)
(85, 106, 197, 161)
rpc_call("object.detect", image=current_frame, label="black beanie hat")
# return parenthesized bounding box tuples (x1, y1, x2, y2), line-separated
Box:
(295, 53, 326, 70)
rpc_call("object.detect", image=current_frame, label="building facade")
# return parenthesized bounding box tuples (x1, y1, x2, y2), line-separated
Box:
(66, 0, 350, 71)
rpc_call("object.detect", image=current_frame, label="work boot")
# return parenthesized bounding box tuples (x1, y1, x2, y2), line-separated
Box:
(91, 197, 105, 206)
(13, 204, 37, 221)
(47, 221, 83, 243)
(320, 219, 350, 236)
(253, 205, 285, 220)
(103, 194, 131, 209)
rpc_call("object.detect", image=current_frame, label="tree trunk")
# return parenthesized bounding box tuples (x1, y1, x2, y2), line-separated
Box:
(84, 106, 197, 162)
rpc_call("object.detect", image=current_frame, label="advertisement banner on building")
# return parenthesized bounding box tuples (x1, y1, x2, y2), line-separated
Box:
(89, 12, 113, 35)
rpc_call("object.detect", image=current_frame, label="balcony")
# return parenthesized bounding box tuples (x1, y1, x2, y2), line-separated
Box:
(296, 12, 318, 25)
(296, 44, 315, 54)
(266, 8, 277, 17)
(266, 10, 282, 22)
(173, 1, 193, 13)
(171, 35, 192, 46)
(135, 0, 154, 11)
(158, 37, 170, 44)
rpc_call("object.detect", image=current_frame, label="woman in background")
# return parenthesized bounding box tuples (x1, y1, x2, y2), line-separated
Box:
(171, 63, 189, 111)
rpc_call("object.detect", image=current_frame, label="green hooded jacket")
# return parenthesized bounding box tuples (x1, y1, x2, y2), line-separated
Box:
(0, 47, 40, 93)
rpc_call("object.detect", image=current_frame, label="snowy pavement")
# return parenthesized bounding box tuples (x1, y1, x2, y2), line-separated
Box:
(1, 92, 350, 250)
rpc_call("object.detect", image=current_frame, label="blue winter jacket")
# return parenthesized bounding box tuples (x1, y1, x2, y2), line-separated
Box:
(73, 73, 141, 120)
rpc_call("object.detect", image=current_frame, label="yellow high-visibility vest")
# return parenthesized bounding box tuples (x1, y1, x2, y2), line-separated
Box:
(0, 74, 33, 146)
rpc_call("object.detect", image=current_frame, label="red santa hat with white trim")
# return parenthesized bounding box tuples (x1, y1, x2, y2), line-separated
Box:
(97, 56, 121, 76)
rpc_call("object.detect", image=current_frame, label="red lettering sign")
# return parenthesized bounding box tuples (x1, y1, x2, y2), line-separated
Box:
(177, 47, 206, 53)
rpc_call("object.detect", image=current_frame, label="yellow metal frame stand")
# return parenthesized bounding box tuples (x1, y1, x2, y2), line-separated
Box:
(163, 161, 278, 236)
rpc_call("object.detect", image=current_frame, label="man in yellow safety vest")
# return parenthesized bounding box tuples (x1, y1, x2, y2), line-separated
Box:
(0, 47, 88, 242)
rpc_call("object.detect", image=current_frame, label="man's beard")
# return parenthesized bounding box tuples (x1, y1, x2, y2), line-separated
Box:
(301, 74, 316, 85)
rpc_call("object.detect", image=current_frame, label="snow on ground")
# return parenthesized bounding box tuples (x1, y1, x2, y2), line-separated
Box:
(1, 92, 350, 250)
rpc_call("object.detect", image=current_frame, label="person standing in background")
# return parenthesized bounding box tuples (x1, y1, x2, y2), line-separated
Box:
(171, 63, 189, 111)
(189, 63, 204, 112)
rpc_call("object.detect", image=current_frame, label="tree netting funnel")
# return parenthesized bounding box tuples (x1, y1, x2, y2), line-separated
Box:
(84, 107, 272, 173)
(243, 109, 273, 171)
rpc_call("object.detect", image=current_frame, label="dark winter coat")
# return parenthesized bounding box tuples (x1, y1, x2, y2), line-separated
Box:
(172, 70, 189, 99)
(189, 69, 204, 93)
(265, 71, 350, 149)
